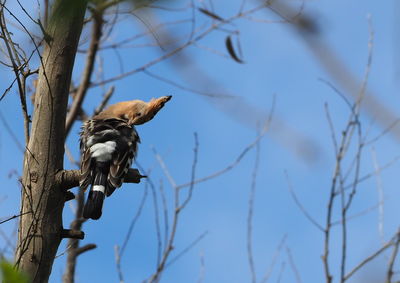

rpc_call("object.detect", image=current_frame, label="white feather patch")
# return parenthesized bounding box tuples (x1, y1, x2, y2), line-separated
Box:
(90, 141, 116, 161)
(86, 130, 119, 147)
(93, 185, 105, 193)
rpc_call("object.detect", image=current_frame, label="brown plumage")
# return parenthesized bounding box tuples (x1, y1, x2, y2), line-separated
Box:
(94, 96, 172, 125)
(80, 95, 171, 220)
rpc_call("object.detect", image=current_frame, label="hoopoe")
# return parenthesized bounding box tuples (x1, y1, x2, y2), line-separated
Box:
(79, 95, 172, 220)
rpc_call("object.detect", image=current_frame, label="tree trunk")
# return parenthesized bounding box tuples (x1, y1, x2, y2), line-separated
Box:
(15, 1, 87, 282)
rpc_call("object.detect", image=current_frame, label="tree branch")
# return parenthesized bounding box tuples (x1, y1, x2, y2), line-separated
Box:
(61, 229, 85, 240)
(93, 86, 115, 116)
(0, 6, 30, 144)
(386, 230, 400, 283)
(56, 168, 146, 191)
(344, 239, 393, 281)
(65, 9, 104, 137)
(76, 244, 97, 256)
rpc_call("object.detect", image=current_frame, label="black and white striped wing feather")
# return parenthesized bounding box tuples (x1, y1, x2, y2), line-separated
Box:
(79, 118, 140, 196)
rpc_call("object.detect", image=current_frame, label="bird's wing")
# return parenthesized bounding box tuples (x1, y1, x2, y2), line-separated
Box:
(107, 122, 140, 196)
(79, 120, 94, 191)
(79, 148, 93, 191)
(79, 118, 128, 191)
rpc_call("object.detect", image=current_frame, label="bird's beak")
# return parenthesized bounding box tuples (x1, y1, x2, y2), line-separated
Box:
(147, 95, 172, 118)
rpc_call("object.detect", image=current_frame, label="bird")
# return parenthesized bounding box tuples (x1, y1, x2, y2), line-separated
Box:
(79, 95, 172, 220)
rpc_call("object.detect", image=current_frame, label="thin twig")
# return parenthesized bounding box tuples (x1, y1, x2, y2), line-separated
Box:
(331, 200, 384, 227)
(179, 132, 199, 210)
(55, 244, 74, 259)
(276, 262, 286, 283)
(149, 173, 163, 266)
(89, 4, 268, 88)
(147, 134, 200, 283)
(114, 245, 125, 283)
(0, 211, 31, 225)
(197, 252, 205, 283)
(286, 247, 302, 283)
(343, 155, 400, 191)
(386, 230, 400, 283)
(93, 86, 115, 115)
(284, 171, 324, 232)
(152, 147, 178, 188)
(143, 70, 233, 98)
(324, 103, 338, 155)
(344, 237, 394, 281)
(0, 6, 30, 144)
(177, 118, 271, 189)
(260, 234, 287, 283)
(119, 180, 149, 258)
(371, 147, 385, 245)
(165, 231, 208, 268)
(159, 180, 169, 254)
(247, 127, 261, 283)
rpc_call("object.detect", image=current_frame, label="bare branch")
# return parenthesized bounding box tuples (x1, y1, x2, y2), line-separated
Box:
(159, 180, 169, 253)
(119, 177, 149, 258)
(343, 155, 400, 191)
(179, 132, 199, 210)
(344, 237, 394, 281)
(148, 173, 163, 266)
(65, 8, 104, 137)
(114, 245, 124, 283)
(0, 6, 30, 144)
(148, 134, 200, 283)
(89, 4, 268, 88)
(56, 168, 146, 191)
(261, 234, 287, 283)
(331, 201, 383, 227)
(177, 120, 270, 189)
(197, 252, 205, 283)
(277, 262, 286, 283)
(165, 231, 208, 268)
(0, 211, 31, 225)
(285, 171, 324, 232)
(386, 230, 400, 283)
(93, 86, 115, 115)
(152, 147, 178, 188)
(143, 70, 233, 98)
(270, 2, 400, 142)
(286, 247, 302, 283)
(247, 127, 261, 283)
(371, 147, 385, 245)
(61, 229, 85, 240)
(77, 244, 97, 256)
(116, 166, 153, 282)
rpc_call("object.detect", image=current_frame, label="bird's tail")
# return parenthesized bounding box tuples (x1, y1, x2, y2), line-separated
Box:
(83, 164, 108, 220)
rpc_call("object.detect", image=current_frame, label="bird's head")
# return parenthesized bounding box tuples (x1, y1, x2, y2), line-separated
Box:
(127, 95, 172, 125)
(96, 95, 172, 126)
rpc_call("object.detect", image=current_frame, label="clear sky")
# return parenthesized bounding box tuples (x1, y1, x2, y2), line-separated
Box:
(1, 0, 400, 282)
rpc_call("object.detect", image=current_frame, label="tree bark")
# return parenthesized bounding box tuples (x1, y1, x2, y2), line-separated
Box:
(15, 1, 87, 282)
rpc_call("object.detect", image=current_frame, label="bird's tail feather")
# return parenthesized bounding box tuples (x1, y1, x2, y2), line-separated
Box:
(83, 168, 108, 220)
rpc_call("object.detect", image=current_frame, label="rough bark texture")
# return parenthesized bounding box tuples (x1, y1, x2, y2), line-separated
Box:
(15, 1, 87, 282)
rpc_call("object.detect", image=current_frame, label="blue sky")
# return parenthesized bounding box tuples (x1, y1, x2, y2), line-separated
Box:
(1, 0, 400, 282)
